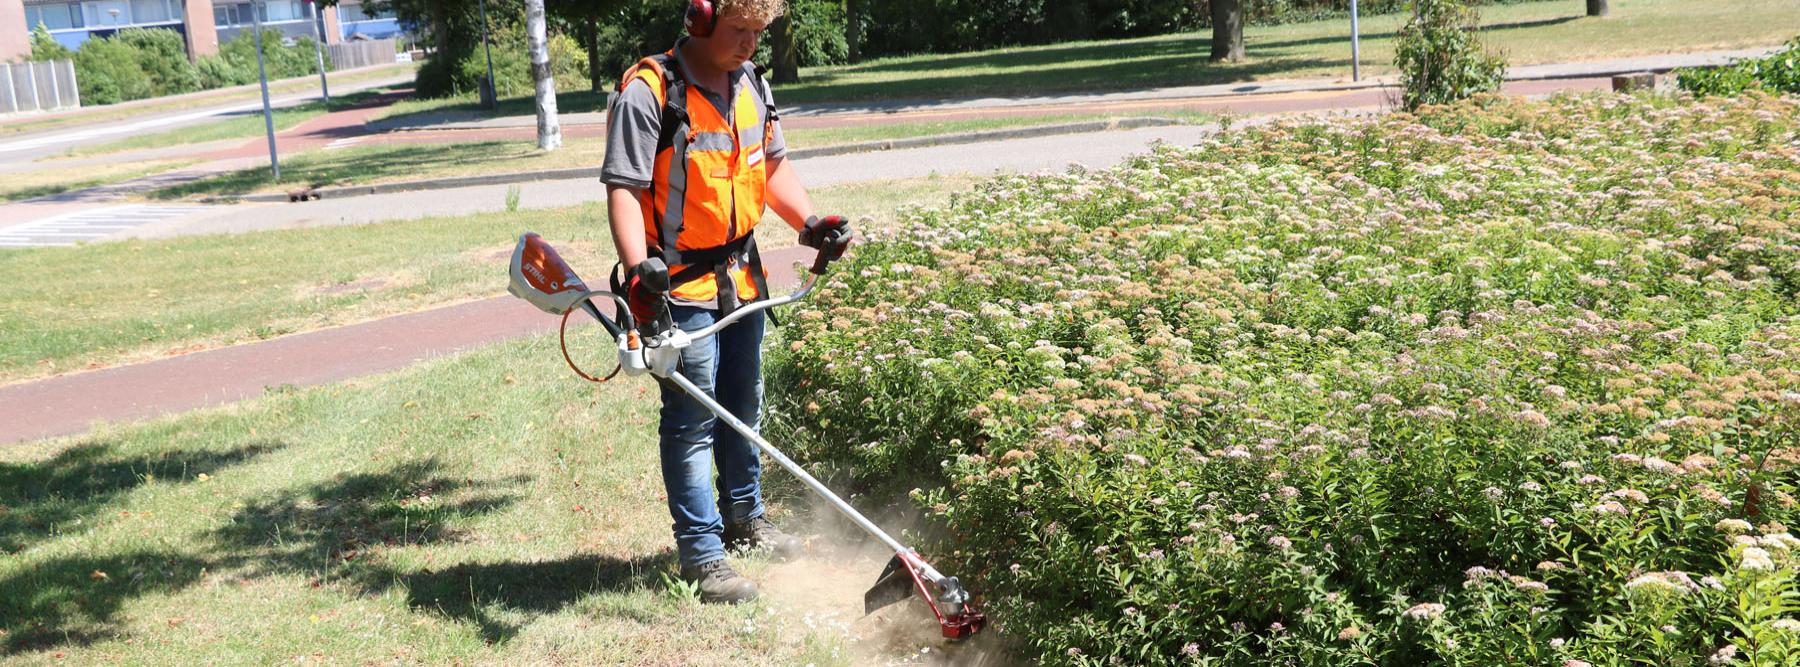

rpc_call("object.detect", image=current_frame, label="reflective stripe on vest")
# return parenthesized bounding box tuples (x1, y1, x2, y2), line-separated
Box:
(623, 54, 770, 306)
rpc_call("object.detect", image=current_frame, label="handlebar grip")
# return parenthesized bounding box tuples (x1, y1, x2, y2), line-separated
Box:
(810, 247, 833, 275)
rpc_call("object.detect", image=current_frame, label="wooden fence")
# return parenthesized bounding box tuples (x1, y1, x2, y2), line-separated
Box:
(324, 38, 398, 71)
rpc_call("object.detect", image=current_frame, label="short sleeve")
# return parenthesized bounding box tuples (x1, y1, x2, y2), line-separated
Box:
(759, 75, 787, 160)
(601, 79, 662, 190)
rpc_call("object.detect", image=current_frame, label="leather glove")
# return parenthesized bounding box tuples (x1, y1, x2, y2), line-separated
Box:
(799, 215, 854, 260)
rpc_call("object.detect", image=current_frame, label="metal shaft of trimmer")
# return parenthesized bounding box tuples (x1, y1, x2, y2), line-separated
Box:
(662, 371, 950, 584)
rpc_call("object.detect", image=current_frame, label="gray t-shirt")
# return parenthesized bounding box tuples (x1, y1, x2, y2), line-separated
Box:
(601, 47, 787, 190)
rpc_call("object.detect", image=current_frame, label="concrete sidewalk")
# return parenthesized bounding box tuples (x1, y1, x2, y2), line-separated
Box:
(0, 245, 815, 444)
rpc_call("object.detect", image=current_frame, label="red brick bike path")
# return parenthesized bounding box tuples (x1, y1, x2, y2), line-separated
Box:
(0, 245, 813, 444)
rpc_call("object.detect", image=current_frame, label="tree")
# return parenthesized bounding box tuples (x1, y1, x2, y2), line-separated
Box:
(1209, 0, 1244, 63)
(1585, 0, 1608, 17)
(845, 0, 861, 63)
(525, 0, 561, 150)
(771, 11, 800, 83)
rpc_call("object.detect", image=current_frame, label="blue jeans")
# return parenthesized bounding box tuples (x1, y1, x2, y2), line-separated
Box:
(659, 305, 766, 568)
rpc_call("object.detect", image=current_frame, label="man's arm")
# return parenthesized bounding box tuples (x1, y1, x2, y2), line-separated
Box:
(607, 185, 650, 269)
(763, 155, 815, 233)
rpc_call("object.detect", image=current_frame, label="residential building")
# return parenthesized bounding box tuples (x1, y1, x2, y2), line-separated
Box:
(2, 0, 408, 62)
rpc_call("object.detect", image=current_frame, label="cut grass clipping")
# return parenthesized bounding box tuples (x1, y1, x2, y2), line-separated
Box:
(769, 91, 1800, 665)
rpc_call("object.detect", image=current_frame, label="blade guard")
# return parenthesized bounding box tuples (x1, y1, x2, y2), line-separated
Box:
(509, 232, 590, 315)
(865, 551, 986, 640)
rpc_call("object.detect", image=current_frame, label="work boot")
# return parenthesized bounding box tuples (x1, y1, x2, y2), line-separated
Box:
(679, 559, 757, 604)
(724, 515, 804, 560)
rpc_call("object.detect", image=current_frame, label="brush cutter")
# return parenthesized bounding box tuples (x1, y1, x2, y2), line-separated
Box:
(506, 232, 986, 640)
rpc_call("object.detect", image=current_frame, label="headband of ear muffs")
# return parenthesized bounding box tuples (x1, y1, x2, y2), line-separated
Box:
(685, 0, 718, 37)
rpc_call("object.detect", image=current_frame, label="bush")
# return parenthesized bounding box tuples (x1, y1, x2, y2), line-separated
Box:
(421, 14, 589, 99)
(196, 54, 256, 89)
(72, 36, 152, 105)
(769, 92, 1800, 665)
(28, 23, 72, 61)
(217, 29, 329, 83)
(1394, 0, 1507, 111)
(114, 27, 201, 96)
(1678, 37, 1800, 96)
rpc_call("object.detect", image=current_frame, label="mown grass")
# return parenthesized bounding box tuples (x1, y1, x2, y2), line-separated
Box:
(371, 89, 611, 126)
(0, 173, 981, 384)
(145, 137, 609, 200)
(0, 159, 199, 202)
(58, 88, 397, 158)
(0, 64, 417, 138)
(0, 332, 872, 664)
(149, 109, 1202, 199)
(776, 0, 1800, 104)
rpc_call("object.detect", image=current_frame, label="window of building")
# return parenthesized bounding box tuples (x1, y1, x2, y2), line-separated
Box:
(128, 0, 179, 23)
(27, 2, 86, 29)
(82, 1, 132, 27)
(340, 1, 396, 21)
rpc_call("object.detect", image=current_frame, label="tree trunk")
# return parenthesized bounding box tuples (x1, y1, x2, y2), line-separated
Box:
(525, 0, 561, 151)
(586, 18, 602, 93)
(1209, 0, 1244, 63)
(845, 0, 861, 64)
(772, 13, 799, 83)
(1585, 0, 1609, 17)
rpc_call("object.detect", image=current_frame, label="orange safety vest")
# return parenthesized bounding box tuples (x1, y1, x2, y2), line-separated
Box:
(616, 50, 775, 314)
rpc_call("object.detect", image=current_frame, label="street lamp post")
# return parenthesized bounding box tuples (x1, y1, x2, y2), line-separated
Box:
(308, 0, 330, 104)
(478, 0, 497, 109)
(252, 0, 279, 180)
(1350, 0, 1362, 81)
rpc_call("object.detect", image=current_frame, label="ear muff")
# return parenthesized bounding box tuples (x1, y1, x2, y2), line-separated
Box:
(685, 0, 718, 37)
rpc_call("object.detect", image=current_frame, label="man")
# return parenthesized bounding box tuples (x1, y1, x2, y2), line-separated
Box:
(601, 0, 853, 604)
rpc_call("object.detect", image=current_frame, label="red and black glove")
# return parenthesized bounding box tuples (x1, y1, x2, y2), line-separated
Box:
(799, 215, 854, 261)
(624, 258, 670, 331)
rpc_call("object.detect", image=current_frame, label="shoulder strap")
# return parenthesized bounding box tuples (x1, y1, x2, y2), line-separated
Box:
(750, 63, 779, 124)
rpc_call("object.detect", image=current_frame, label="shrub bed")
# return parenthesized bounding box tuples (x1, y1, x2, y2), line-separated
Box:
(768, 91, 1800, 665)
(1679, 37, 1800, 97)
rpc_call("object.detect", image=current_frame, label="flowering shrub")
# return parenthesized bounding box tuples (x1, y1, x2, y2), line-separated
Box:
(767, 91, 1800, 665)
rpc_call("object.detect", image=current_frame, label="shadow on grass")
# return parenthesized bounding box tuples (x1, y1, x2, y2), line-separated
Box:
(0, 440, 280, 654)
(0, 550, 209, 654)
(146, 140, 535, 199)
(209, 458, 527, 577)
(370, 551, 678, 643)
(784, 49, 1348, 106)
(0, 440, 283, 554)
(2, 450, 670, 653)
(375, 89, 609, 129)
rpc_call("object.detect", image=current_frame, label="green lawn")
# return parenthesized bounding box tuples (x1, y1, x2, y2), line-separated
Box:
(151, 107, 1204, 200)
(0, 159, 199, 203)
(60, 89, 397, 158)
(147, 137, 610, 200)
(1, 64, 417, 138)
(775, 0, 1800, 104)
(371, 89, 610, 127)
(0, 173, 982, 384)
(0, 331, 904, 664)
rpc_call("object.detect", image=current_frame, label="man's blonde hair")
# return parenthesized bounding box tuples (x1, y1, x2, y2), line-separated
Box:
(717, 0, 787, 25)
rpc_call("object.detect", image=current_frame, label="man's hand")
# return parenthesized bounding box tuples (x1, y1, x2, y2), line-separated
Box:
(625, 258, 670, 330)
(799, 215, 854, 260)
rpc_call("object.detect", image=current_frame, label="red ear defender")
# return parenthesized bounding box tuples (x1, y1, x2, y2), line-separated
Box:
(685, 0, 717, 37)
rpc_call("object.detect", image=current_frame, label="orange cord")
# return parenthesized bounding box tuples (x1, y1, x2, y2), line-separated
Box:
(560, 308, 621, 383)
